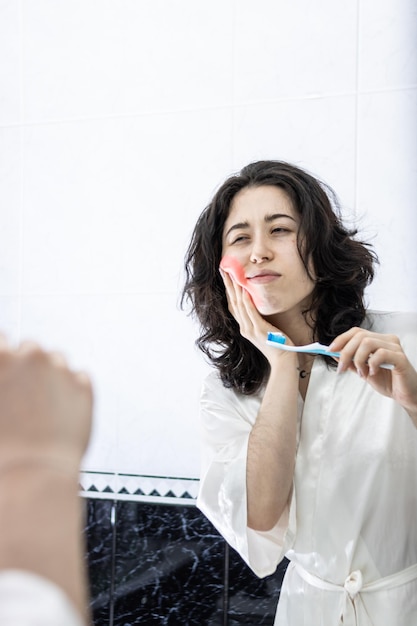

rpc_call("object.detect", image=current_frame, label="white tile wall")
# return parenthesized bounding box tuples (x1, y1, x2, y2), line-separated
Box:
(0, 297, 20, 344)
(231, 95, 357, 208)
(0, 0, 20, 126)
(357, 88, 417, 310)
(233, 1, 358, 101)
(358, 0, 417, 91)
(18, 292, 208, 475)
(0, 127, 21, 296)
(20, 0, 234, 121)
(20, 108, 232, 296)
(0, 0, 416, 477)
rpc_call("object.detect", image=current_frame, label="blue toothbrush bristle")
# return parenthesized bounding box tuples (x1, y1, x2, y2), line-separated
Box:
(267, 332, 286, 344)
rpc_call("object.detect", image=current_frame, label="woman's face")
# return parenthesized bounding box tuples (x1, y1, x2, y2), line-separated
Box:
(221, 184, 315, 320)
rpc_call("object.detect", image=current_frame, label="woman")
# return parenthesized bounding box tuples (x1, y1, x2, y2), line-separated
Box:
(182, 161, 417, 625)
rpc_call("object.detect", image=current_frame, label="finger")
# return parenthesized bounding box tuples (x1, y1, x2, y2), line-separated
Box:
(233, 286, 253, 334)
(334, 330, 400, 374)
(351, 338, 393, 371)
(49, 351, 69, 369)
(16, 340, 45, 356)
(331, 328, 400, 352)
(17, 343, 71, 371)
(0, 335, 12, 365)
(329, 327, 362, 351)
(220, 269, 237, 313)
(223, 275, 249, 329)
(75, 370, 93, 389)
(335, 334, 363, 373)
(227, 282, 242, 320)
(74, 371, 94, 417)
(221, 268, 238, 301)
(367, 347, 406, 376)
(240, 287, 260, 323)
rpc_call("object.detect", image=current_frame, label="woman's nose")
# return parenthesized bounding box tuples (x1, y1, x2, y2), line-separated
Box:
(250, 238, 272, 263)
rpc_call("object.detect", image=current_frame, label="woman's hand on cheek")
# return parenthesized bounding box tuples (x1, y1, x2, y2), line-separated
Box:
(219, 267, 242, 324)
(220, 268, 295, 366)
(330, 327, 417, 420)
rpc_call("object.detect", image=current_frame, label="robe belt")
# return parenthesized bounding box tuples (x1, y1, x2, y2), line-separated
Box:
(291, 560, 417, 625)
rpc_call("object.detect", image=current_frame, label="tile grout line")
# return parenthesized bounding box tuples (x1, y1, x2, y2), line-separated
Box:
(230, 0, 237, 170)
(16, 0, 24, 343)
(353, 0, 361, 218)
(223, 541, 230, 626)
(108, 501, 117, 626)
(4, 86, 416, 132)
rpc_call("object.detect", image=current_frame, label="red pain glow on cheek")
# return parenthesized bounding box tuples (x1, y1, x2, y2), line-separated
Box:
(220, 255, 263, 308)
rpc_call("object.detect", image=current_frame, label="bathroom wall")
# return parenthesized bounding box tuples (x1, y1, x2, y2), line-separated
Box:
(84, 493, 289, 625)
(1, 0, 416, 481)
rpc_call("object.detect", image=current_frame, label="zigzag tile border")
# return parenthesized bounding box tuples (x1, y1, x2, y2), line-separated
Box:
(79, 470, 199, 506)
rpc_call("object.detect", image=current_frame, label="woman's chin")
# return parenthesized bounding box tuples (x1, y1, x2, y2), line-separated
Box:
(256, 303, 281, 317)
(249, 292, 287, 318)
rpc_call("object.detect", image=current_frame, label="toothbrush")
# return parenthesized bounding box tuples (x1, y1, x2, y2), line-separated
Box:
(267, 332, 394, 370)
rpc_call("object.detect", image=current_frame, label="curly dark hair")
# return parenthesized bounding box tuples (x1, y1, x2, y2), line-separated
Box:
(181, 160, 378, 394)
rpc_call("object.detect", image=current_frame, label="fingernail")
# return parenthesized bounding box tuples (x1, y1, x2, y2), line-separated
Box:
(337, 361, 344, 374)
(356, 367, 363, 378)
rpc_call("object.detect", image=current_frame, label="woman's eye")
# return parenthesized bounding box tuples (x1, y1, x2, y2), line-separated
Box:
(231, 235, 249, 244)
(272, 227, 288, 234)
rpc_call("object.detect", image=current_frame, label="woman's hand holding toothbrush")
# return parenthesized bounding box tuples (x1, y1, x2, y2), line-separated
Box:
(330, 327, 417, 424)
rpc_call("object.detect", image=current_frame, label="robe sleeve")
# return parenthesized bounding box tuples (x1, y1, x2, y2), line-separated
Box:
(0, 570, 84, 626)
(196, 372, 296, 578)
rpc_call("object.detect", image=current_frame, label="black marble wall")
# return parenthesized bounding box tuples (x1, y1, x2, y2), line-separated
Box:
(84, 498, 288, 626)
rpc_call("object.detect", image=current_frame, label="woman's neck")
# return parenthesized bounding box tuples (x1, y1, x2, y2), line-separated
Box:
(265, 310, 315, 347)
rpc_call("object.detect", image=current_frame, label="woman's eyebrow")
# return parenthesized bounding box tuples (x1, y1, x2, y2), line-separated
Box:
(224, 221, 249, 238)
(265, 212, 296, 223)
(225, 213, 296, 239)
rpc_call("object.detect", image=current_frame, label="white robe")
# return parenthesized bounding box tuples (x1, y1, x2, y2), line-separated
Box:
(197, 311, 417, 625)
(0, 570, 83, 626)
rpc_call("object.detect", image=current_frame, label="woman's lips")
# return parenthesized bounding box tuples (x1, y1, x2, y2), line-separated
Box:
(247, 272, 281, 284)
(220, 256, 279, 307)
